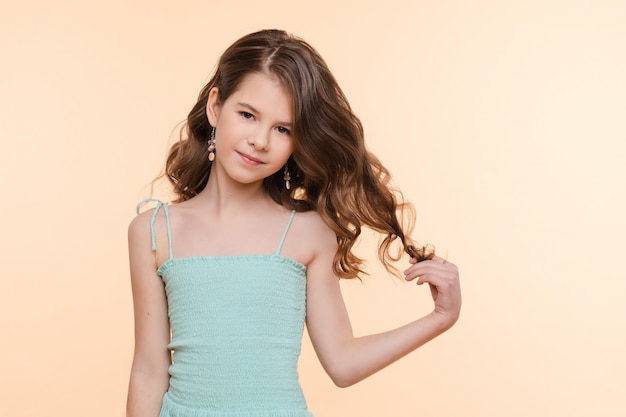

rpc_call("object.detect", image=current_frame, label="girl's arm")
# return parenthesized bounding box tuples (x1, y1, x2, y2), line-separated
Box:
(305, 226, 461, 388)
(126, 213, 171, 417)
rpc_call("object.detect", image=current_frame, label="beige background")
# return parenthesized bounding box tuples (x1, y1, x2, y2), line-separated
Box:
(2, 1, 625, 416)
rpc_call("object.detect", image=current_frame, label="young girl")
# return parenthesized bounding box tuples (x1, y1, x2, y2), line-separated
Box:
(127, 29, 461, 417)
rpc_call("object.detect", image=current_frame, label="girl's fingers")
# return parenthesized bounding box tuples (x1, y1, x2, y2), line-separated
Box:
(403, 257, 461, 323)
(405, 261, 460, 301)
(404, 259, 454, 281)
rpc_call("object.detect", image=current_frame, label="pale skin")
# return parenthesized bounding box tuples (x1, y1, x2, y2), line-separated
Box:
(126, 72, 462, 416)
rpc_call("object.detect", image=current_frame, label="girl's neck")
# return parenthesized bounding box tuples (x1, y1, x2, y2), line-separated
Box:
(196, 170, 274, 217)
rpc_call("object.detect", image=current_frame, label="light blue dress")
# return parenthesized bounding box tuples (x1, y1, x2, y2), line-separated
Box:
(137, 199, 313, 417)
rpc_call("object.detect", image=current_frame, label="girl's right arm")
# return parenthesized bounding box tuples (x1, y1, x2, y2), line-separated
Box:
(126, 213, 171, 417)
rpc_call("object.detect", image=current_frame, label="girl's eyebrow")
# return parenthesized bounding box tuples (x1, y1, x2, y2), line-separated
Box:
(236, 102, 292, 127)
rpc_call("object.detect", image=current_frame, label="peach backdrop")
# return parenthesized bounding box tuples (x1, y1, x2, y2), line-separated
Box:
(1, 1, 625, 416)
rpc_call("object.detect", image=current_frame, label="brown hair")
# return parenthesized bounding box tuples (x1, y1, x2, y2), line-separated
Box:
(163, 29, 433, 278)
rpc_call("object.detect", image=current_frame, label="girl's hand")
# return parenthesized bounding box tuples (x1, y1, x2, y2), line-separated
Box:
(404, 255, 462, 330)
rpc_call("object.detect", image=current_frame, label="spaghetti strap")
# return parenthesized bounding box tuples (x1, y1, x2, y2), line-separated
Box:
(136, 198, 174, 261)
(275, 210, 296, 256)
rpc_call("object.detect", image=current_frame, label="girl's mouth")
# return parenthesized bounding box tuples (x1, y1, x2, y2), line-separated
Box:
(238, 152, 264, 166)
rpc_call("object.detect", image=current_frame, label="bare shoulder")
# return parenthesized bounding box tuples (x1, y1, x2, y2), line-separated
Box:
(296, 210, 335, 235)
(128, 208, 154, 243)
(292, 210, 338, 258)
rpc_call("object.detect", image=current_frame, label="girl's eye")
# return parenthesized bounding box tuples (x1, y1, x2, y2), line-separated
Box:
(277, 126, 291, 135)
(240, 111, 254, 119)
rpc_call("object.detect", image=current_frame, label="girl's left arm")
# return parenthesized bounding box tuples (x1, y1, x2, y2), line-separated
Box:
(305, 228, 461, 388)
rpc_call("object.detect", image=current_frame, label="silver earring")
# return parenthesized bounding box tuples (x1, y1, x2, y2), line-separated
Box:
(208, 127, 216, 161)
(283, 164, 291, 190)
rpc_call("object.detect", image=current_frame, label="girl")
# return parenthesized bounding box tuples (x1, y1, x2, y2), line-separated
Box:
(127, 29, 461, 417)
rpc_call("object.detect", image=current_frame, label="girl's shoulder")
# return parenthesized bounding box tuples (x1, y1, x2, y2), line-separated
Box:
(289, 209, 338, 257)
(128, 199, 176, 261)
(130, 198, 172, 227)
(295, 210, 333, 234)
(129, 200, 164, 235)
(131, 198, 205, 239)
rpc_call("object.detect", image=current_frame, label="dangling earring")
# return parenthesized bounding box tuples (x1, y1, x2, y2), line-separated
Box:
(207, 127, 216, 161)
(283, 164, 291, 190)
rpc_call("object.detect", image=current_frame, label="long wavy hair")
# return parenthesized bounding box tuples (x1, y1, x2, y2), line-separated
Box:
(162, 29, 433, 278)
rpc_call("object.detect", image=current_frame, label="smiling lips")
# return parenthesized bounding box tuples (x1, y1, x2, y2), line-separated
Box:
(237, 151, 265, 166)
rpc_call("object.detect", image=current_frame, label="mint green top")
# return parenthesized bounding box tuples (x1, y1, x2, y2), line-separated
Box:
(137, 199, 313, 417)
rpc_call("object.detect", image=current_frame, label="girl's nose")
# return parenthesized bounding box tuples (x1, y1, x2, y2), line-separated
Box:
(247, 129, 270, 151)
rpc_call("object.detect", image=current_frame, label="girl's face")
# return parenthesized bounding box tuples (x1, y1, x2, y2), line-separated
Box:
(206, 72, 294, 188)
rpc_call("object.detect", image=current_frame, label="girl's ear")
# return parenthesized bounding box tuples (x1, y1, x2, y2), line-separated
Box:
(206, 87, 221, 127)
